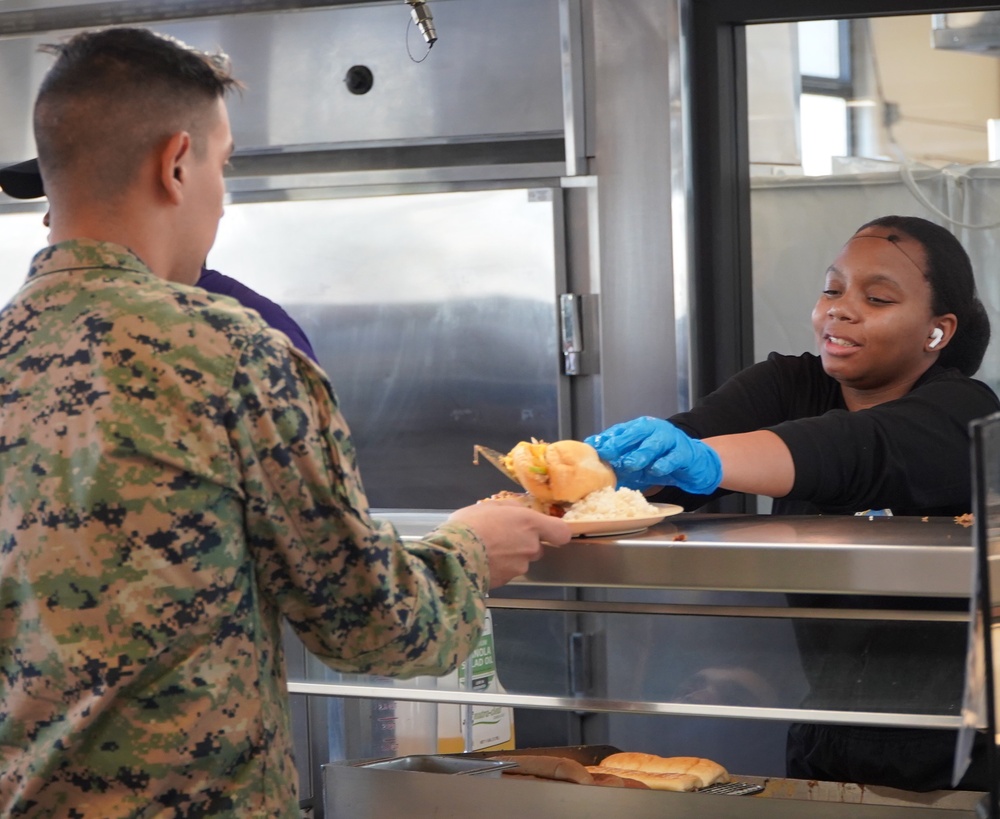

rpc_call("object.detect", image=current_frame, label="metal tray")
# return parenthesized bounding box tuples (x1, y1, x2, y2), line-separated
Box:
(463, 743, 619, 766)
(354, 754, 517, 777)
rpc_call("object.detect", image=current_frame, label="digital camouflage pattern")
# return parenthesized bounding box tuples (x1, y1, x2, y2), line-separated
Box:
(0, 239, 489, 817)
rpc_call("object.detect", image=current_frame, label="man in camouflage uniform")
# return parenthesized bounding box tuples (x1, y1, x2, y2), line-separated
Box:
(0, 27, 570, 817)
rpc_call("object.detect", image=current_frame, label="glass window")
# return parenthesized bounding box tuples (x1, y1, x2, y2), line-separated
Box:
(800, 93, 849, 175)
(0, 209, 46, 306)
(747, 21, 853, 176)
(798, 20, 842, 79)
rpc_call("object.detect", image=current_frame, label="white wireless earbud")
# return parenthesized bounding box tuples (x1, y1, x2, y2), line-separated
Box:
(929, 327, 944, 349)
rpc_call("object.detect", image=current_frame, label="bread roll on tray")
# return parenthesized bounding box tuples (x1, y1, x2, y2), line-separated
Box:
(598, 752, 728, 789)
(586, 765, 700, 792)
(489, 749, 728, 793)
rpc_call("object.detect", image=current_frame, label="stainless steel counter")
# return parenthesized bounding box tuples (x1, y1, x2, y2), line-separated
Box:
(380, 511, 975, 598)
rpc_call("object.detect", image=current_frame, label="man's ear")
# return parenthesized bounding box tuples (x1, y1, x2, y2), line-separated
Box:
(158, 131, 193, 205)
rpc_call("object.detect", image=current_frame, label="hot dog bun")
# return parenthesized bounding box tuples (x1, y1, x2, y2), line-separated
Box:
(585, 765, 699, 791)
(505, 439, 616, 503)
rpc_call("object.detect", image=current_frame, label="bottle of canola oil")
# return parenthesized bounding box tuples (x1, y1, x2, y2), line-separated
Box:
(437, 610, 515, 753)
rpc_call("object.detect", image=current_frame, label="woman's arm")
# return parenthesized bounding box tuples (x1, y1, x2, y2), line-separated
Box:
(706, 430, 795, 497)
(589, 419, 794, 499)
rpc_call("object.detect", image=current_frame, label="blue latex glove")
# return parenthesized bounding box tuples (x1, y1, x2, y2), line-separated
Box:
(585, 416, 723, 495)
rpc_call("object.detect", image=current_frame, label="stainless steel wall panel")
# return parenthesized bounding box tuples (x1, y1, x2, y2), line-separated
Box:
(667, 0, 695, 413)
(206, 1, 564, 149)
(559, 0, 588, 176)
(589, 0, 680, 431)
(0, 35, 50, 163)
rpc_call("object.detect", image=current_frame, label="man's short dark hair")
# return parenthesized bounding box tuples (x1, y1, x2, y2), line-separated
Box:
(34, 27, 239, 201)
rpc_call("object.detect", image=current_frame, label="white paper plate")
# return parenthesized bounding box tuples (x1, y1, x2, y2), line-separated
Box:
(565, 503, 684, 537)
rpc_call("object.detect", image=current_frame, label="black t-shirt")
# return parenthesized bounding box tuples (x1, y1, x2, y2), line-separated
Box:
(655, 352, 1000, 516)
(652, 353, 1000, 791)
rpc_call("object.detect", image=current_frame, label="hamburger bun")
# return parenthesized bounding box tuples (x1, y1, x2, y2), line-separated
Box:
(504, 439, 616, 503)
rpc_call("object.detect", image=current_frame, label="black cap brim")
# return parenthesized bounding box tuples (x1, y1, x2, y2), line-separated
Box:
(0, 158, 45, 200)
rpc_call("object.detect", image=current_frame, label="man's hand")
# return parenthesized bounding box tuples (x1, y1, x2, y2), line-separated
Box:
(449, 503, 571, 589)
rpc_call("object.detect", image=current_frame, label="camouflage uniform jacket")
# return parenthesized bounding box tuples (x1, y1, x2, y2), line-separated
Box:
(0, 240, 489, 817)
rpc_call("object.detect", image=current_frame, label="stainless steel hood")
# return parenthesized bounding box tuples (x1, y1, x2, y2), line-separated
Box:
(0, 0, 566, 163)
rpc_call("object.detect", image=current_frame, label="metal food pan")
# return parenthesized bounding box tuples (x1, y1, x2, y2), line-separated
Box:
(355, 754, 516, 777)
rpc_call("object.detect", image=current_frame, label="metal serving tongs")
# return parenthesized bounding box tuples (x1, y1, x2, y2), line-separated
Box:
(473, 444, 523, 488)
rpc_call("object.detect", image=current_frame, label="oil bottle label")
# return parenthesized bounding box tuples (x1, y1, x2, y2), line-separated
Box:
(458, 634, 495, 685)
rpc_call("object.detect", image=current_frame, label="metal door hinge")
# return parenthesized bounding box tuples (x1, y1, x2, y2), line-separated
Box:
(559, 293, 600, 376)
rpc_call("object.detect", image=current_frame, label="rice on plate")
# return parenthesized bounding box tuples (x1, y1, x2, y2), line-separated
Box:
(562, 486, 660, 521)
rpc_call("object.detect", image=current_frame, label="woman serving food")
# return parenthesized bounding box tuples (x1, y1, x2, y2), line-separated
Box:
(586, 215, 999, 791)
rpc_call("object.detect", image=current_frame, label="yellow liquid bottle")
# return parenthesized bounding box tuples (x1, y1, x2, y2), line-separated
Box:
(437, 610, 515, 753)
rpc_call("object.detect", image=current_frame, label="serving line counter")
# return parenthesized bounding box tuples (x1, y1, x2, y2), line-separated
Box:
(288, 513, 987, 817)
(388, 511, 976, 597)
